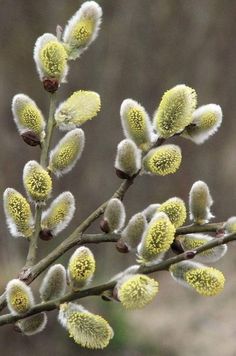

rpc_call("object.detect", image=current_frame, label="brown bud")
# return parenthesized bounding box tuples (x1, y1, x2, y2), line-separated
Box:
(171, 239, 184, 254)
(100, 219, 110, 233)
(215, 228, 225, 238)
(39, 229, 54, 241)
(115, 168, 131, 180)
(21, 131, 41, 147)
(115, 239, 130, 253)
(13, 324, 22, 333)
(43, 77, 59, 93)
(185, 250, 197, 259)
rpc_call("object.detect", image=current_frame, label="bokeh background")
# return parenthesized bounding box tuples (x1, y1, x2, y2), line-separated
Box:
(0, 0, 236, 355)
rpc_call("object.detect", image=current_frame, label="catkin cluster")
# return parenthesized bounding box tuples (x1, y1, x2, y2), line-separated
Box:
(2, 0, 232, 351)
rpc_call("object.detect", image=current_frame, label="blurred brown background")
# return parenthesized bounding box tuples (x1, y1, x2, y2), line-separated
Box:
(0, 0, 236, 355)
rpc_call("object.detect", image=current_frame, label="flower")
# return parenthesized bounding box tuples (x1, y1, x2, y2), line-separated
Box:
(49, 129, 85, 177)
(23, 161, 52, 203)
(16, 312, 47, 336)
(143, 144, 182, 176)
(137, 212, 175, 264)
(58, 303, 113, 349)
(180, 233, 227, 262)
(67, 247, 96, 290)
(170, 261, 225, 296)
(34, 33, 68, 83)
(102, 198, 126, 233)
(12, 94, 45, 142)
(121, 213, 147, 250)
(182, 104, 223, 144)
(120, 98, 154, 151)
(63, 1, 102, 59)
(115, 139, 142, 178)
(55, 90, 101, 130)
(3, 188, 34, 238)
(41, 192, 75, 236)
(116, 274, 159, 309)
(158, 197, 186, 228)
(40, 264, 67, 302)
(224, 216, 236, 233)
(142, 204, 161, 222)
(189, 180, 214, 224)
(154, 84, 197, 138)
(6, 279, 34, 315)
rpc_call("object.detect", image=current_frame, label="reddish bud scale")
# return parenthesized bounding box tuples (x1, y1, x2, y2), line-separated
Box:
(43, 78, 59, 93)
(115, 240, 130, 253)
(21, 131, 41, 147)
(100, 219, 110, 233)
(39, 229, 54, 241)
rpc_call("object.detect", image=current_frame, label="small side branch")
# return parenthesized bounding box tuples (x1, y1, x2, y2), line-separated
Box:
(0, 230, 234, 327)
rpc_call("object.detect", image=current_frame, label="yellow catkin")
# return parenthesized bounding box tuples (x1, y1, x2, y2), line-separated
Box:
(62, 1, 102, 59)
(49, 129, 85, 176)
(23, 161, 52, 203)
(158, 197, 186, 228)
(120, 99, 152, 151)
(117, 274, 159, 310)
(138, 213, 175, 264)
(170, 261, 225, 296)
(182, 104, 222, 144)
(55, 91, 101, 130)
(6, 279, 34, 315)
(143, 145, 182, 176)
(41, 192, 75, 235)
(4, 188, 34, 238)
(40, 41, 68, 79)
(67, 311, 113, 349)
(185, 267, 225, 296)
(154, 84, 197, 138)
(68, 247, 96, 289)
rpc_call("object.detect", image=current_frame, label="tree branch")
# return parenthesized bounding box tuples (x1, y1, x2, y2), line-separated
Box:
(0, 230, 234, 327)
(23, 93, 57, 269)
(0, 220, 225, 314)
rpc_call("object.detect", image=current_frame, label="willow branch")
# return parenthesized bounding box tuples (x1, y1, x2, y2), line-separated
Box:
(28, 177, 135, 282)
(0, 220, 225, 314)
(0, 231, 234, 327)
(24, 93, 57, 269)
(0, 128, 166, 312)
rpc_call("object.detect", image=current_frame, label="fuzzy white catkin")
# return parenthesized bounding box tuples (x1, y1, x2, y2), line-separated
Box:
(121, 213, 147, 250)
(49, 129, 85, 177)
(224, 216, 236, 233)
(63, 1, 103, 60)
(180, 233, 227, 262)
(3, 188, 34, 238)
(115, 139, 142, 178)
(182, 104, 223, 144)
(142, 204, 161, 222)
(33, 33, 69, 82)
(120, 98, 153, 151)
(41, 191, 75, 236)
(6, 279, 34, 315)
(16, 313, 47, 336)
(12, 94, 45, 141)
(189, 181, 214, 224)
(67, 247, 96, 290)
(103, 198, 126, 232)
(40, 264, 67, 301)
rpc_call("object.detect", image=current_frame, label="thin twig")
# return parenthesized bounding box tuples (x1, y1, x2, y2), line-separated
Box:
(23, 93, 57, 270)
(0, 231, 234, 327)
